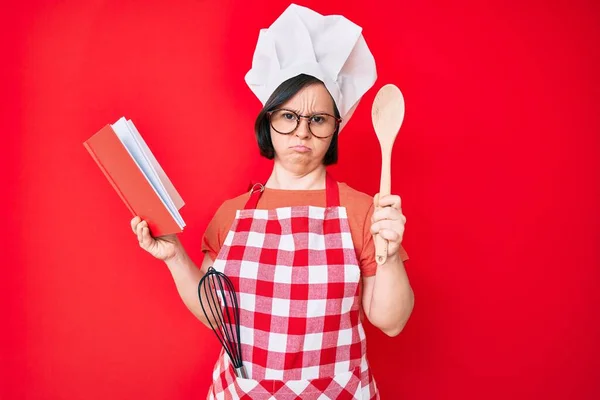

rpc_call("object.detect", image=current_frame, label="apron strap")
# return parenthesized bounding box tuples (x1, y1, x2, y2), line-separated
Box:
(245, 182, 264, 210)
(325, 172, 340, 208)
(244, 172, 340, 210)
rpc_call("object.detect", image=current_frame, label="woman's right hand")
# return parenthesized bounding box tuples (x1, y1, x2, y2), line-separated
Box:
(130, 216, 180, 261)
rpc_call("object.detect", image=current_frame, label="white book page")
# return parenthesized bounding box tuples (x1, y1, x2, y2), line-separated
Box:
(126, 120, 185, 228)
(127, 120, 185, 210)
(111, 117, 185, 228)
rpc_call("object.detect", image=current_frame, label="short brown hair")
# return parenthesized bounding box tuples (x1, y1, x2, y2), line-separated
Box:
(254, 74, 340, 165)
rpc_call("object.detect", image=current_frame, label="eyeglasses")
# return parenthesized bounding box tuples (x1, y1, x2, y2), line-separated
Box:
(266, 109, 341, 139)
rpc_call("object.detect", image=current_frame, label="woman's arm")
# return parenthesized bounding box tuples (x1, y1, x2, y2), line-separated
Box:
(361, 194, 414, 337)
(131, 216, 217, 329)
(361, 256, 414, 337)
(164, 244, 216, 329)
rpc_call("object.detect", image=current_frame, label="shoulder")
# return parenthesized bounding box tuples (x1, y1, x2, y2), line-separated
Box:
(213, 191, 249, 219)
(338, 182, 374, 213)
(202, 191, 249, 254)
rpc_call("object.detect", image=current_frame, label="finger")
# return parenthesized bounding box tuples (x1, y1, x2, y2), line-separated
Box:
(141, 226, 153, 249)
(372, 193, 386, 224)
(136, 220, 147, 244)
(377, 194, 401, 210)
(138, 222, 153, 249)
(377, 229, 401, 243)
(131, 216, 141, 234)
(372, 206, 403, 223)
(370, 220, 399, 235)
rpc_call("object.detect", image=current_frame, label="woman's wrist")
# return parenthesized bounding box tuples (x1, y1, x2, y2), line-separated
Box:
(164, 241, 190, 269)
(380, 251, 401, 268)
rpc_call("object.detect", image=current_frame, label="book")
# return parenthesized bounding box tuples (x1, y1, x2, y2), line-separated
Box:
(83, 117, 185, 237)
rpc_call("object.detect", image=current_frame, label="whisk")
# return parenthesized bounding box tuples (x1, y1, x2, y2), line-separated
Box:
(198, 266, 247, 379)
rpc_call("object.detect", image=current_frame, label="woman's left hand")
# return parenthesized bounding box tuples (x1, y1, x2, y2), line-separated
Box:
(370, 193, 407, 258)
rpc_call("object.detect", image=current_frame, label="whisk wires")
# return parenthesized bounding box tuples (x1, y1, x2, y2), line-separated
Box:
(198, 267, 244, 373)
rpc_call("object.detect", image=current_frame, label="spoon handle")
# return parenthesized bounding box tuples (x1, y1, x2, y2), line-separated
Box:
(375, 147, 392, 265)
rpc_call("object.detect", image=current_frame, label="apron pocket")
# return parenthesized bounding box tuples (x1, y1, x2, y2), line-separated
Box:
(230, 366, 363, 400)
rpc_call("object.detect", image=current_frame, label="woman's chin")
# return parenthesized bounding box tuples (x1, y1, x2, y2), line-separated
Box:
(279, 155, 320, 171)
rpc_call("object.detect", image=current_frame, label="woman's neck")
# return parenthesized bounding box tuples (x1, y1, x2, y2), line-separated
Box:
(266, 163, 327, 190)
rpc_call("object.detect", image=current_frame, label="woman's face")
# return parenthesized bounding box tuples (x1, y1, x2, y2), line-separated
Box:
(270, 83, 335, 174)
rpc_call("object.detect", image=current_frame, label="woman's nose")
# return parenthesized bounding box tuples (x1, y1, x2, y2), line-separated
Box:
(295, 117, 311, 138)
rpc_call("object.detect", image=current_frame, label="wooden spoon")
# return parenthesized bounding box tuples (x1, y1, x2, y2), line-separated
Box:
(371, 84, 405, 265)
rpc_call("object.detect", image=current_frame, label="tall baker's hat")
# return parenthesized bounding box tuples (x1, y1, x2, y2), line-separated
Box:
(244, 3, 378, 132)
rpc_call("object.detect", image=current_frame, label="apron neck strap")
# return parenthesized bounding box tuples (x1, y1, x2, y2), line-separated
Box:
(325, 172, 340, 208)
(244, 172, 340, 210)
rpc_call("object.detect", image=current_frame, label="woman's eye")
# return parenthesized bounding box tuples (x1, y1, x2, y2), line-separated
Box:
(311, 115, 325, 124)
(283, 113, 296, 120)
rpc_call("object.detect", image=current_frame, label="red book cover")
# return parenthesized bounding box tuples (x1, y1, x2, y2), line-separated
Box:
(83, 122, 183, 237)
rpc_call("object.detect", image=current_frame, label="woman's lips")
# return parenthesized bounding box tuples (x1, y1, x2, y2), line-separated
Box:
(290, 145, 311, 153)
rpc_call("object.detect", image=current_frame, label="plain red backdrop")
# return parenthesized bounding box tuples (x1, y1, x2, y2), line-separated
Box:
(2, 0, 599, 399)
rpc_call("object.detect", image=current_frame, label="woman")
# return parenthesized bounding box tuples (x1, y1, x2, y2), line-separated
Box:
(131, 5, 414, 399)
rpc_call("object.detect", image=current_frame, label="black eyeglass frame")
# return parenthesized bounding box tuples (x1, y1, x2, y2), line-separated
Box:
(266, 108, 342, 139)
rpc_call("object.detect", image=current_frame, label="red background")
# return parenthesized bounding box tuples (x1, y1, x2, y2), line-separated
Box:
(2, 0, 599, 399)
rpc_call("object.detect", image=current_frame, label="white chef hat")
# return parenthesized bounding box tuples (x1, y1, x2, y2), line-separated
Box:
(244, 3, 377, 132)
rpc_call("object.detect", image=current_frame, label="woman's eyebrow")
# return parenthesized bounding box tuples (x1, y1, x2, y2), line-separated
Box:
(288, 108, 332, 115)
